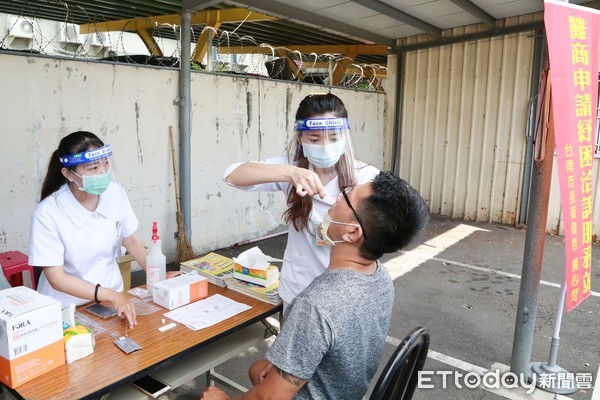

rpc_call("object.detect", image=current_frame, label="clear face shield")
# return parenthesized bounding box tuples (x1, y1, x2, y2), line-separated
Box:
(60, 144, 119, 195)
(294, 117, 356, 169)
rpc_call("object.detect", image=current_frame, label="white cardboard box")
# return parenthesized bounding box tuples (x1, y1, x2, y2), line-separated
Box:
(0, 286, 65, 388)
(152, 273, 208, 310)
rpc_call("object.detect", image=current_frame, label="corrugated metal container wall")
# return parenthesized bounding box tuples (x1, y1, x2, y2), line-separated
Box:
(398, 31, 534, 226)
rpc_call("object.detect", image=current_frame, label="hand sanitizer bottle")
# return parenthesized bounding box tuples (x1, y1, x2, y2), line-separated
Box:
(146, 221, 166, 294)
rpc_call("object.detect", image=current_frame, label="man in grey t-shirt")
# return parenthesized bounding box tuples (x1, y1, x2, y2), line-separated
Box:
(202, 172, 428, 400)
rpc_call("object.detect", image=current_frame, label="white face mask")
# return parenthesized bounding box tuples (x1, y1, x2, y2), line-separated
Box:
(302, 140, 346, 168)
(318, 211, 360, 246)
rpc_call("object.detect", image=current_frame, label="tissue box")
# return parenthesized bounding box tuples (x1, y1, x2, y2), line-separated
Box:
(0, 287, 65, 388)
(63, 324, 94, 364)
(153, 274, 208, 310)
(234, 263, 279, 287)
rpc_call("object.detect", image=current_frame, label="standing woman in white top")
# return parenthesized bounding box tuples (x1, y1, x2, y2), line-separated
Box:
(223, 93, 379, 309)
(29, 131, 147, 327)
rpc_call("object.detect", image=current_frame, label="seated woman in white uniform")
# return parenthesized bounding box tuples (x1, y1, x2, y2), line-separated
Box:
(29, 131, 147, 328)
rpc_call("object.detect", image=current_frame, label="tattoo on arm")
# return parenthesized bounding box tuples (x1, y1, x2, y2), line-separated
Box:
(274, 366, 306, 387)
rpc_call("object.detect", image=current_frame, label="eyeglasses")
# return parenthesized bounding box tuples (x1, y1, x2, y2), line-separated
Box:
(342, 187, 367, 240)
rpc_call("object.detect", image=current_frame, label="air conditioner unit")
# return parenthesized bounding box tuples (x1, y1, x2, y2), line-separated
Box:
(59, 22, 82, 45)
(86, 32, 110, 56)
(7, 15, 34, 39)
(89, 32, 109, 49)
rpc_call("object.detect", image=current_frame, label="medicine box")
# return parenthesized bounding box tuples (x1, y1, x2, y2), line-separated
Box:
(233, 263, 279, 287)
(153, 273, 208, 310)
(0, 286, 64, 388)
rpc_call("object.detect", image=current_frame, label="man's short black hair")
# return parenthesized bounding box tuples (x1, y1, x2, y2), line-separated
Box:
(358, 171, 429, 260)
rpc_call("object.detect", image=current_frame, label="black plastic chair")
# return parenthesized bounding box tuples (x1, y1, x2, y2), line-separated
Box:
(369, 326, 430, 400)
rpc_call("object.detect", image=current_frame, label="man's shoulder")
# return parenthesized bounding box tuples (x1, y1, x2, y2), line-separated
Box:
(303, 265, 392, 307)
(289, 274, 340, 313)
(295, 270, 360, 306)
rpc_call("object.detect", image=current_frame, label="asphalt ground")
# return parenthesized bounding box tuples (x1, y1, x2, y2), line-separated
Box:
(131, 215, 600, 399)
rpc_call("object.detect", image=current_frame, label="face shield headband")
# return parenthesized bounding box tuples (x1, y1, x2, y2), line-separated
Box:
(60, 144, 112, 167)
(295, 118, 354, 168)
(294, 117, 351, 132)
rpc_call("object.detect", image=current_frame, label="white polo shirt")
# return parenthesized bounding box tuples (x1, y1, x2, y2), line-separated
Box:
(29, 182, 139, 308)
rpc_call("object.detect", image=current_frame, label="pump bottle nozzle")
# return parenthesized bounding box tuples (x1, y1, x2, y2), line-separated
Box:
(152, 221, 160, 243)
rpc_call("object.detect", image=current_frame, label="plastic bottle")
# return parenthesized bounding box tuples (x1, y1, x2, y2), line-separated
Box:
(146, 221, 166, 294)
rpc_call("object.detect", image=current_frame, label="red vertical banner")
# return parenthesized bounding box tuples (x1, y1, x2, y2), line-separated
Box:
(544, 0, 598, 312)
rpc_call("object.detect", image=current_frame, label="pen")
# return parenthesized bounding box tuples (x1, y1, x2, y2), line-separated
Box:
(125, 323, 128, 339)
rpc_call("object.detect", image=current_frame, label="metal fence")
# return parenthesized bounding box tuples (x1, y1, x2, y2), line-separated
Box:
(0, 5, 387, 91)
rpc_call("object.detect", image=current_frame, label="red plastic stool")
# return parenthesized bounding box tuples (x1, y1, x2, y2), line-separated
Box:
(0, 251, 36, 290)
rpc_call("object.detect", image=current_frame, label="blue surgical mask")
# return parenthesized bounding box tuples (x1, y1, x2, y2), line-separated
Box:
(72, 169, 112, 195)
(302, 140, 346, 168)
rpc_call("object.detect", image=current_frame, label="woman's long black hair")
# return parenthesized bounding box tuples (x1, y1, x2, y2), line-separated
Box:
(40, 131, 104, 201)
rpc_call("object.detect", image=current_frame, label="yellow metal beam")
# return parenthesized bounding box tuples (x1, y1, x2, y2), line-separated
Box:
(349, 67, 386, 77)
(275, 48, 304, 80)
(218, 44, 388, 56)
(363, 67, 385, 92)
(331, 56, 355, 86)
(192, 10, 222, 64)
(298, 62, 387, 75)
(80, 9, 277, 34)
(136, 28, 163, 57)
(193, 26, 221, 64)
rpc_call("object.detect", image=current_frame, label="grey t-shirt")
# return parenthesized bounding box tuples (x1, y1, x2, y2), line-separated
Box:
(267, 261, 394, 400)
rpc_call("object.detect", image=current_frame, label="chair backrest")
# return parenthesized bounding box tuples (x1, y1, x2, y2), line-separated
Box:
(33, 266, 43, 288)
(369, 326, 430, 400)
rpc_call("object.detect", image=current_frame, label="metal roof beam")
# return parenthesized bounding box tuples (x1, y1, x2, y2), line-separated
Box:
(218, 21, 356, 45)
(447, 0, 496, 27)
(192, 11, 222, 63)
(302, 63, 386, 76)
(275, 48, 304, 80)
(362, 66, 385, 92)
(350, 0, 442, 37)
(182, 0, 223, 11)
(71, 0, 176, 15)
(390, 21, 543, 53)
(218, 44, 388, 55)
(331, 57, 354, 86)
(79, 8, 276, 33)
(137, 28, 164, 56)
(229, 0, 394, 46)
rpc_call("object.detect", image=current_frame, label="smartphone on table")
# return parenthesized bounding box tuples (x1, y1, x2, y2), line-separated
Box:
(85, 303, 117, 319)
(131, 375, 171, 398)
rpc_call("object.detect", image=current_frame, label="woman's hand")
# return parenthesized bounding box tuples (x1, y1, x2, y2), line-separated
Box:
(290, 167, 327, 199)
(166, 270, 182, 279)
(44, 267, 137, 327)
(225, 162, 328, 199)
(106, 290, 137, 328)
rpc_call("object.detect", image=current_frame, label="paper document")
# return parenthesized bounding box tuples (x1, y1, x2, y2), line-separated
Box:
(163, 294, 252, 331)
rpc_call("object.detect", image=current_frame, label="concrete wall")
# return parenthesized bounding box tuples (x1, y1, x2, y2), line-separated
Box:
(0, 52, 386, 263)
